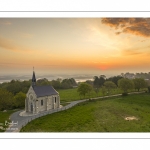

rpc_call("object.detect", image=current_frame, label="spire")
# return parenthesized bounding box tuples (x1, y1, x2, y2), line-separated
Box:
(32, 67, 36, 86)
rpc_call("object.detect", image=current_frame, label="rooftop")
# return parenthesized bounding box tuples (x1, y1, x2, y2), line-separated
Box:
(32, 85, 58, 97)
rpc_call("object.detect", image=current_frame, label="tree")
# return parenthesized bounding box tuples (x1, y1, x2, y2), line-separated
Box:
(94, 88, 100, 96)
(93, 75, 106, 88)
(86, 80, 93, 86)
(69, 78, 77, 86)
(0, 88, 14, 111)
(101, 86, 107, 97)
(1, 79, 31, 94)
(56, 78, 62, 83)
(6, 80, 22, 94)
(61, 79, 72, 89)
(60, 78, 77, 89)
(100, 75, 106, 80)
(99, 75, 106, 87)
(118, 78, 134, 94)
(148, 86, 150, 93)
(133, 78, 147, 91)
(14, 92, 26, 108)
(107, 76, 123, 86)
(93, 76, 99, 88)
(104, 81, 116, 95)
(51, 80, 61, 89)
(77, 83, 93, 98)
(145, 79, 150, 93)
(36, 78, 50, 86)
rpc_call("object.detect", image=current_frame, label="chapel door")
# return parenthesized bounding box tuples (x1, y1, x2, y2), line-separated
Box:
(31, 103, 33, 112)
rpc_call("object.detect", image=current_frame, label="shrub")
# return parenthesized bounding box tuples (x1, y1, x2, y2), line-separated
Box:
(0, 88, 14, 111)
(148, 86, 150, 93)
(122, 92, 128, 96)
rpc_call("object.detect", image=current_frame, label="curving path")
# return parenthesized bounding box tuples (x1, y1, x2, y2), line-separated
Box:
(5, 91, 145, 132)
(5, 99, 88, 132)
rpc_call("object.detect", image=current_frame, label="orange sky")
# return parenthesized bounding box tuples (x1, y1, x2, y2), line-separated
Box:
(0, 18, 150, 75)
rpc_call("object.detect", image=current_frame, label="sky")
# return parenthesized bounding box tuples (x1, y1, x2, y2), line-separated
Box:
(0, 18, 150, 76)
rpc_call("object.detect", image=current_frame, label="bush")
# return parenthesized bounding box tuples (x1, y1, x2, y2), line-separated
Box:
(14, 92, 26, 108)
(122, 93, 128, 96)
(0, 88, 14, 111)
(89, 98, 94, 102)
(148, 86, 150, 93)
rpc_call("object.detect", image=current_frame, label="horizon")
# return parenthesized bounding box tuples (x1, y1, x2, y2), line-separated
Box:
(0, 18, 150, 76)
(0, 71, 150, 84)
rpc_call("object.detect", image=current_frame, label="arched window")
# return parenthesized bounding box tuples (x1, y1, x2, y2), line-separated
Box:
(41, 100, 43, 106)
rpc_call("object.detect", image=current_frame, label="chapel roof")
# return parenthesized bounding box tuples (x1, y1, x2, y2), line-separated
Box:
(32, 71, 36, 82)
(32, 85, 58, 97)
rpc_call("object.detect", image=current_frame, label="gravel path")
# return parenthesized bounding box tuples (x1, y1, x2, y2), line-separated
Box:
(5, 99, 87, 132)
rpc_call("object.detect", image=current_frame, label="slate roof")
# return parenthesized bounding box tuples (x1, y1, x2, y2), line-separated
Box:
(32, 85, 58, 97)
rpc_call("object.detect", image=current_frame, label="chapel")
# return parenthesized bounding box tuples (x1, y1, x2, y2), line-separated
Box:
(25, 70, 60, 114)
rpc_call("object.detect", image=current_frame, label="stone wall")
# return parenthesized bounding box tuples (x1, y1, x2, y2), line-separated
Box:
(36, 95, 60, 113)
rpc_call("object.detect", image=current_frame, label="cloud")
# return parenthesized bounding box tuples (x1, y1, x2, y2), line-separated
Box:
(122, 45, 150, 56)
(0, 37, 17, 51)
(115, 32, 121, 35)
(123, 50, 143, 55)
(101, 18, 150, 37)
(0, 36, 33, 53)
(140, 40, 146, 42)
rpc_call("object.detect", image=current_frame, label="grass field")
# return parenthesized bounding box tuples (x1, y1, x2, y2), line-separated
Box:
(0, 110, 17, 132)
(58, 88, 139, 103)
(21, 93, 150, 132)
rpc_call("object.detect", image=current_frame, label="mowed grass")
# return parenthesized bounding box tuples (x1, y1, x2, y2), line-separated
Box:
(21, 93, 150, 132)
(0, 110, 17, 132)
(57, 88, 80, 103)
(58, 88, 138, 103)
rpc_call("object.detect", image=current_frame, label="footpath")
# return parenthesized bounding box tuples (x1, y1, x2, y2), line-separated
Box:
(5, 91, 145, 132)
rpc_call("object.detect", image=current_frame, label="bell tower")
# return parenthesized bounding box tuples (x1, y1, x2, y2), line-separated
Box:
(32, 67, 36, 86)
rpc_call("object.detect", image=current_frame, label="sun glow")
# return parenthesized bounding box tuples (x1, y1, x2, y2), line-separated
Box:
(0, 18, 150, 75)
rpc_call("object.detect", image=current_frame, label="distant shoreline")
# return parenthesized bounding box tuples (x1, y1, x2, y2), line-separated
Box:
(1, 72, 150, 84)
(0, 74, 96, 84)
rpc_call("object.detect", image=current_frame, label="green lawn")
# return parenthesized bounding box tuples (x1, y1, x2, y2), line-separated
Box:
(21, 93, 150, 132)
(0, 109, 17, 132)
(58, 88, 140, 103)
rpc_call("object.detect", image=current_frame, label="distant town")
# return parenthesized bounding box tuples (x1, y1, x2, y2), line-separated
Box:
(121, 72, 150, 80)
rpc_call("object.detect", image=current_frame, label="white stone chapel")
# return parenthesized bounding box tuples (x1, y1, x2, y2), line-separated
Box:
(25, 70, 60, 114)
